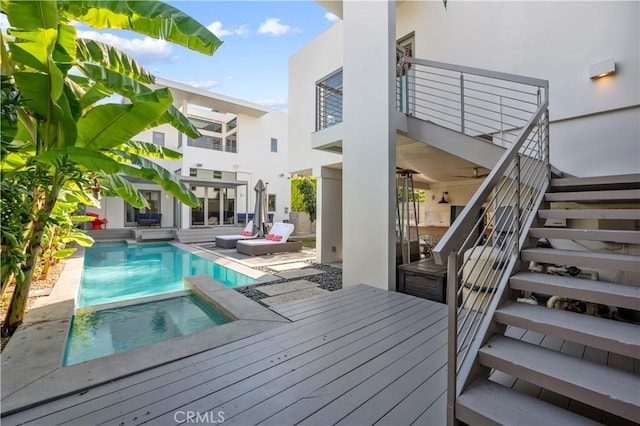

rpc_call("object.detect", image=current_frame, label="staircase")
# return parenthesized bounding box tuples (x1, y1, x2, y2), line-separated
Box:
(456, 174, 640, 425)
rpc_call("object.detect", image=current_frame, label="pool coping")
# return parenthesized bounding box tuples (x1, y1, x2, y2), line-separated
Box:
(0, 244, 289, 416)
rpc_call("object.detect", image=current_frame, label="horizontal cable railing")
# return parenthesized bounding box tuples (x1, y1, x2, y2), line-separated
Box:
(396, 51, 551, 425)
(396, 56, 547, 149)
(316, 71, 343, 131)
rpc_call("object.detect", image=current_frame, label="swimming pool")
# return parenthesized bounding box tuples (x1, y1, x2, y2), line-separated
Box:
(78, 243, 256, 307)
(64, 293, 230, 366)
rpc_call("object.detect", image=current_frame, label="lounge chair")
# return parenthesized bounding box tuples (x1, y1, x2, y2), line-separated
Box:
(236, 222, 303, 255)
(215, 220, 258, 249)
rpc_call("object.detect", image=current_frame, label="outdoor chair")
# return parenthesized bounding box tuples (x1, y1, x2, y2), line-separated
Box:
(236, 222, 302, 255)
(215, 220, 258, 249)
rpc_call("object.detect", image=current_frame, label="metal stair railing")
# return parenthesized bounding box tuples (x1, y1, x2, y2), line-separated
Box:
(396, 51, 547, 149)
(396, 51, 551, 425)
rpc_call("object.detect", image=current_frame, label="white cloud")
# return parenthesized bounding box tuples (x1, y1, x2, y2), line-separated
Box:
(207, 21, 250, 38)
(77, 30, 173, 64)
(254, 98, 288, 110)
(181, 80, 220, 90)
(258, 18, 293, 36)
(325, 12, 339, 22)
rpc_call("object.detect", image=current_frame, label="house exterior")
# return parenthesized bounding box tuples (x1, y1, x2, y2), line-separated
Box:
(289, 1, 639, 289)
(89, 78, 290, 230)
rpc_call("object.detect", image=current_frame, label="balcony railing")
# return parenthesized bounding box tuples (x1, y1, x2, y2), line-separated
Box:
(316, 69, 343, 131)
(396, 51, 547, 149)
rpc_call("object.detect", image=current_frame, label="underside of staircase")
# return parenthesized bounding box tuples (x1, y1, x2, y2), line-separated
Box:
(456, 173, 640, 425)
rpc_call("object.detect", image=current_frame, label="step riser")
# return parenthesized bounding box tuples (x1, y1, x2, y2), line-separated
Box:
(545, 189, 640, 203)
(478, 346, 639, 423)
(551, 174, 640, 191)
(538, 209, 640, 220)
(494, 308, 639, 359)
(510, 276, 640, 310)
(521, 249, 640, 272)
(529, 228, 640, 245)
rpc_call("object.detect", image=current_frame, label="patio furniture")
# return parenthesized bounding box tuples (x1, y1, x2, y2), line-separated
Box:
(215, 220, 257, 249)
(236, 222, 303, 256)
(87, 212, 108, 230)
(137, 213, 162, 227)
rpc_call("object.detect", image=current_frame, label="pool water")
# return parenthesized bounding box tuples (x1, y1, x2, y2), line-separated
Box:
(78, 243, 256, 307)
(64, 294, 230, 366)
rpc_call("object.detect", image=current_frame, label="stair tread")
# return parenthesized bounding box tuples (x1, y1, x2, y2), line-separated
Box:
(545, 189, 640, 202)
(510, 272, 640, 310)
(457, 378, 601, 426)
(529, 227, 640, 244)
(538, 209, 640, 220)
(495, 301, 640, 358)
(521, 247, 640, 272)
(551, 174, 640, 191)
(479, 336, 640, 422)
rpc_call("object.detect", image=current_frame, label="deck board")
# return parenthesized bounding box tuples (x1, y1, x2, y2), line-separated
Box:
(4, 285, 451, 426)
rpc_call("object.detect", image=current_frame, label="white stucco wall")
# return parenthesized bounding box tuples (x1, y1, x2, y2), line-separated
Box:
(98, 93, 288, 228)
(396, 0, 640, 176)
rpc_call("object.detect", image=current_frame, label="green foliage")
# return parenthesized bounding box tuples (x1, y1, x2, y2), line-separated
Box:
(0, 0, 221, 333)
(297, 179, 317, 223)
(290, 177, 316, 212)
(397, 188, 426, 203)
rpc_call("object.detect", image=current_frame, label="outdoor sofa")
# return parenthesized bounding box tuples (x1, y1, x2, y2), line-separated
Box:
(137, 213, 162, 227)
(215, 220, 258, 249)
(236, 222, 302, 255)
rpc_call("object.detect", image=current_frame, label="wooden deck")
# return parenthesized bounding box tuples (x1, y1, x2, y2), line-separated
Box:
(3, 285, 449, 426)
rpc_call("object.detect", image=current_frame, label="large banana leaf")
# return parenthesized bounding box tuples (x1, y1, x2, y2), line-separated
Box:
(36, 146, 123, 174)
(101, 173, 150, 208)
(59, 1, 222, 56)
(78, 64, 200, 138)
(2, 0, 58, 30)
(76, 88, 172, 150)
(76, 38, 154, 84)
(120, 140, 183, 160)
(119, 158, 199, 207)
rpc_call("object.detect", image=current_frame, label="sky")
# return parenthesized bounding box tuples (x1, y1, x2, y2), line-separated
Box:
(84, 1, 339, 111)
(1, 1, 338, 111)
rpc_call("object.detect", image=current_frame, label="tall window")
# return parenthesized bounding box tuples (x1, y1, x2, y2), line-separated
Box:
(268, 194, 276, 212)
(152, 131, 165, 146)
(316, 69, 343, 131)
(270, 137, 278, 153)
(226, 133, 237, 153)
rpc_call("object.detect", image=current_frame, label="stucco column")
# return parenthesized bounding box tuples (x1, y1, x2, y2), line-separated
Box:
(317, 166, 342, 264)
(342, 1, 397, 290)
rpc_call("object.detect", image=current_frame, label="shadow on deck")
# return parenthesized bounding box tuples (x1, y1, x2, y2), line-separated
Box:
(3, 285, 448, 425)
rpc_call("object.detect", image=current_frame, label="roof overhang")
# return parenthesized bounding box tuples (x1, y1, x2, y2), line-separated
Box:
(155, 78, 271, 118)
(179, 176, 249, 188)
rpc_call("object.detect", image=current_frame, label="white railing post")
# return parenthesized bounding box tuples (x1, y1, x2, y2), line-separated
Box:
(447, 251, 459, 426)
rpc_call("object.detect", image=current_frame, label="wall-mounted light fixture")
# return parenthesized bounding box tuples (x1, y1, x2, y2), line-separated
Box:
(589, 58, 616, 79)
(438, 191, 449, 204)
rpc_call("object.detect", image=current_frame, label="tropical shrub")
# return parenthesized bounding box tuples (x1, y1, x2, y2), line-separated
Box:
(0, 0, 221, 334)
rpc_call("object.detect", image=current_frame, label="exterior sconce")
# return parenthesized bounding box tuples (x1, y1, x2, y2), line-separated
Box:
(438, 192, 449, 204)
(589, 59, 616, 79)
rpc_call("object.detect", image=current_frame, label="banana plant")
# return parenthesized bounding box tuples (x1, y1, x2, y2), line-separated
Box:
(0, 0, 222, 334)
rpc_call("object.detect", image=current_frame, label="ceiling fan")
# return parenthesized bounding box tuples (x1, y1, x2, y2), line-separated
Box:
(453, 167, 490, 179)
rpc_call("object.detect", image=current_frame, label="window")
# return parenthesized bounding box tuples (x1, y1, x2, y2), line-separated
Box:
(189, 116, 223, 133)
(226, 133, 237, 153)
(270, 137, 278, 153)
(187, 135, 223, 150)
(316, 69, 343, 131)
(189, 168, 236, 180)
(268, 194, 276, 212)
(152, 131, 165, 146)
(227, 117, 237, 131)
(124, 190, 160, 227)
(178, 133, 183, 147)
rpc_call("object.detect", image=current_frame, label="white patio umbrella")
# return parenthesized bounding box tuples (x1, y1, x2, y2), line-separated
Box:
(252, 179, 269, 237)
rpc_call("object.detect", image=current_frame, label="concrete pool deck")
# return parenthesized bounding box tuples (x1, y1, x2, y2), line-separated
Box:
(1, 243, 296, 415)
